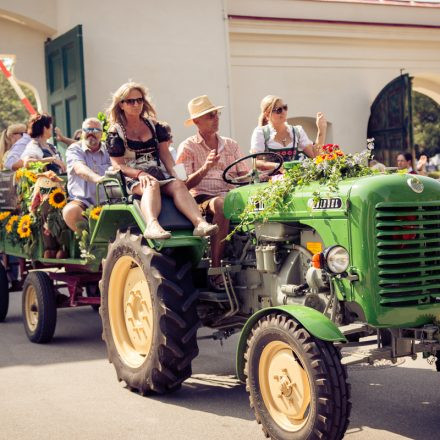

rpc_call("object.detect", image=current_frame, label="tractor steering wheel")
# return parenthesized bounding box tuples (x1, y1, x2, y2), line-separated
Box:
(222, 152, 284, 186)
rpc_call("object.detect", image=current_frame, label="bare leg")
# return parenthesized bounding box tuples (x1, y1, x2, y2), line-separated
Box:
(132, 181, 171, 239)
(161, 180, 204, 226)
(207, 196, 229, 268)
(62, 202, 86, 232)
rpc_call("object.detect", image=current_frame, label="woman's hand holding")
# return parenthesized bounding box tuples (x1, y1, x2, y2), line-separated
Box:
(138, 172, 158, 190)
(53, 158, 67, 173)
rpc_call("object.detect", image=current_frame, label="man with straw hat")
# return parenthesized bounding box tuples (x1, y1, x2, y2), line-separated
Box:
(177, 95, 249, 291)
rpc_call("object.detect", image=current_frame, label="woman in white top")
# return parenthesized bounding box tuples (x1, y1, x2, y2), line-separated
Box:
(250, 95, 327, 169)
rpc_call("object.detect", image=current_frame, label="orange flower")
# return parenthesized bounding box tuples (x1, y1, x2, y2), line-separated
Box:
(335, 150, 345, 157)
(326, 153, 336, 161)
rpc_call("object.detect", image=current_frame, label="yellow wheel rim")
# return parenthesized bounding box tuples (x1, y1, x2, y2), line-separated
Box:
(24, 285, 38, 332)
(108, 256, 154, 368)
(259, 340, 311, 432)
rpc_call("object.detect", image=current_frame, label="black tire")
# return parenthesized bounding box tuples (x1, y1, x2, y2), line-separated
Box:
(0, 262, 9, 322)
(100, 230, 200, 394)
(22, 271, 57, 343)
(244, 313, 351, 440)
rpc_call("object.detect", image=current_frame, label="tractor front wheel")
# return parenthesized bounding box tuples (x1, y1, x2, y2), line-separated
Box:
(245, 313, 351, 440)
(0, 262, 9, 322)
(100, 230, 200, 394)
(22, 271, 57, 343)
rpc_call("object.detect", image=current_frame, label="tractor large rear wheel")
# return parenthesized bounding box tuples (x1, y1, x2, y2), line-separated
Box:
(0, 262, 9, 322)
(22, 271, 57, 343)
(245, 313, 351, 440)
(100, 230, 200, 394)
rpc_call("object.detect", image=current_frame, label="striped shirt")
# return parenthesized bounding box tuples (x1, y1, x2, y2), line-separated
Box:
(176, 132, 249, 198)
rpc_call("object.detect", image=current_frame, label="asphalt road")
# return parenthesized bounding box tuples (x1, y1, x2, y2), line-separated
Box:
(1, 291, 439, 440)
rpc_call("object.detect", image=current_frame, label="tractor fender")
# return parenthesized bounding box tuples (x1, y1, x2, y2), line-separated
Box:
(236, 305, 347, 382)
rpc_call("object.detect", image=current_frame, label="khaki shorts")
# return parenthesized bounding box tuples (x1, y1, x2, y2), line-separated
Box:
(194, 194, 216, 218)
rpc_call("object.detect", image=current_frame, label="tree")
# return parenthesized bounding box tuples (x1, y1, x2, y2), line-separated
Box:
(0, 74, 37, 132)
(412, 91, 440, 157)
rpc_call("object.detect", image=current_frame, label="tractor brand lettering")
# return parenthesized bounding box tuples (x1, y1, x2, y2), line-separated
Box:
(312, 198, 342, 210)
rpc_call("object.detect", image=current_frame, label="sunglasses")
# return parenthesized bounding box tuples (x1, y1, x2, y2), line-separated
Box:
(272, 105, 288, 114)
(83, 127, 102, 134)
(121, 97, 144, 106)
(206, 111, 221, 119)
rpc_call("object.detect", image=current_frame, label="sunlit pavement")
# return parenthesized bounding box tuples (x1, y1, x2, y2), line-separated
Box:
(1, 290, 439, 440)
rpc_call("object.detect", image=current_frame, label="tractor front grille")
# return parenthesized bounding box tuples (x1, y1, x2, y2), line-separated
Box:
(375, 201, 440, 306)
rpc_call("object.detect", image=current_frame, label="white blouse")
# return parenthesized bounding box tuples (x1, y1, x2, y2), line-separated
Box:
(250, 123, 312, 154)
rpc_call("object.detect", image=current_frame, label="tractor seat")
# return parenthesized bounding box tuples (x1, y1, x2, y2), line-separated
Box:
(132, 194, 193, 230)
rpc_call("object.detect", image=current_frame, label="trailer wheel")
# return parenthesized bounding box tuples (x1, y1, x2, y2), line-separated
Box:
(100, 230, 200, 394)
(22, 271, 57, 343)
(245, 313, 351, 440)
(0, 262, 9, 322)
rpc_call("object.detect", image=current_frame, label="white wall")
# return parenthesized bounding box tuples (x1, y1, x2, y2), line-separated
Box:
(53, 0, 231, 144)
(0, 17, 49, 114)
(228, 17, 440, 153)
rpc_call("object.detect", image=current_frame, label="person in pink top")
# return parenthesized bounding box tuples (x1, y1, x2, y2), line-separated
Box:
(176, 95, 249, 290)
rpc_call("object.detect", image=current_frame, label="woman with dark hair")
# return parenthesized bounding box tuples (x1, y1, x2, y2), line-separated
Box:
(106, 81, 218, 240)
(21, 113, 66, 174)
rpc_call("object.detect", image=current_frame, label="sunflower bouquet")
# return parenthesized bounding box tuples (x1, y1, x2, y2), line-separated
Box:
(15, 162, 46, 212)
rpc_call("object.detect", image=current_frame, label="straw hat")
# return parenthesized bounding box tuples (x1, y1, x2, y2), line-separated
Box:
(184, 95, 224, 126)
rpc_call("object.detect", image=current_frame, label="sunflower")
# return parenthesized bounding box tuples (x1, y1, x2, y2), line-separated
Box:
(48, 188, 67, 209)
(90, 206, 103, 220)
(0, 211, 11, 221)
(24, 170, 37, 183)
(17, 215, 32, 239)
(5, 215, 19, 234)
(15, 169, 24, 180)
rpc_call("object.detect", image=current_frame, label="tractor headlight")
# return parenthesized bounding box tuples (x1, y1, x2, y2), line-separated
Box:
(324, 246, 350, 274)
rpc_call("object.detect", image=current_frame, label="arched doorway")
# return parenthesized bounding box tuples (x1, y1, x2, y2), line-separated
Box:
(368, 73, 440, 167)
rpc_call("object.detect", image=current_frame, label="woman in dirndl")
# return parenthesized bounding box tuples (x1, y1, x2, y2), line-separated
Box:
(106, 82, 218, 240)
(250, 95, 327, 171)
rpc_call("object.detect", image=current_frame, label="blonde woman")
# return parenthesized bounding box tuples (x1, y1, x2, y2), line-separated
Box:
(250, 95, 327, 169)
(0, 123, 26, 169)
(106, 82, 218, 240)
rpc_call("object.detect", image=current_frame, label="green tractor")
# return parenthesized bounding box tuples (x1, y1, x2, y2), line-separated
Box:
(2, 150, 440, 440)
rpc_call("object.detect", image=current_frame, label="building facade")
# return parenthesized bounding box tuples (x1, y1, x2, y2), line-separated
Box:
(1, 0, 440, 156)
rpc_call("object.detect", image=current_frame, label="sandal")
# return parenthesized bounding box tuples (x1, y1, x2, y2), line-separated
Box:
(143, 220, 171, 240)
(193, 221, 218, 237)
(209, 274, 226, 291)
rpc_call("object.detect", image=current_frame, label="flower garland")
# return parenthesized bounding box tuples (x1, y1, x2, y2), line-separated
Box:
(230, 140, 376, 236)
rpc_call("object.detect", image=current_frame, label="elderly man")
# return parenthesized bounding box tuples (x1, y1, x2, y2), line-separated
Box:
(176, 95, 249, 290)
(62, 117, 111, 231)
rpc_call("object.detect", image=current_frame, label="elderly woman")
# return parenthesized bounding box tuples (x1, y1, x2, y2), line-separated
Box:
(20, 113, 66, 174)
(0, 123, 26, 170)
(106, 82, 218, 240)
(250, 95, 327, 169)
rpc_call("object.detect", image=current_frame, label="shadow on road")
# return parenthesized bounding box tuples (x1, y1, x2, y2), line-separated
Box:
(346, 364, 440, 439)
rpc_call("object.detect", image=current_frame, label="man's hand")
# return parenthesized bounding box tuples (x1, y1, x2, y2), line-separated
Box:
(316, 112, 327, 133)
(202, 150, 220, 173)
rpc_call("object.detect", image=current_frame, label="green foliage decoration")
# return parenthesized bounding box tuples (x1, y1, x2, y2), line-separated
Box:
(229, 141, 376, 238)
